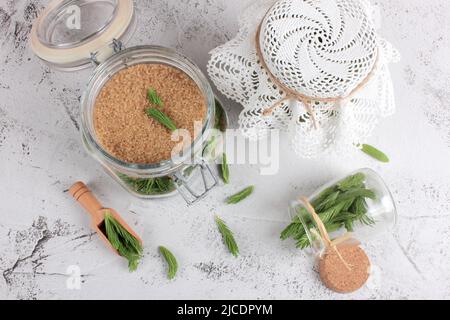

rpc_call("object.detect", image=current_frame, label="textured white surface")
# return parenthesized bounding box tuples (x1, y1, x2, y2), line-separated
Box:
(0, 0, 449, 300)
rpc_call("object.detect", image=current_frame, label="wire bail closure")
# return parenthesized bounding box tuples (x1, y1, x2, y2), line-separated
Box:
(172, 158, 218, 205)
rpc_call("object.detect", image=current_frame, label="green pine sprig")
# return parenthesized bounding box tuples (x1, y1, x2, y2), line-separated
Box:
(220, 153, 229, 184)
(202, 133, 219, 160)
(146, 108, 177, 132)
(214, 99, 227, 132)
(280, 173, 376, 249)
(147, 88, 164, 107)
(201, 99, 227, 162)
(226, 186, 254, 204)
(158, 246, 178, 280)
(104, 212, 143, 271)
(118, 173, 175, 195)
(215, 215, 239, 257)
(359, 144, 389, 163)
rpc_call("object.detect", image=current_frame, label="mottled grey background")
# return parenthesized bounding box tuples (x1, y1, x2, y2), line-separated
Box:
(0, 0, 449, 299)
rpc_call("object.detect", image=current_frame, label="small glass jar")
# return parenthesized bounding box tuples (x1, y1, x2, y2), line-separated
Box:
(30, 0, 227, 204)
(288, 168, 397, 254)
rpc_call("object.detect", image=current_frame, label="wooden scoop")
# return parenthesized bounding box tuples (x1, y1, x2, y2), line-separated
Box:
(69, 181, 142, 255)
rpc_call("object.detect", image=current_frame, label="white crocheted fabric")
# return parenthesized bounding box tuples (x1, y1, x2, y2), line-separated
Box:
(208, 0, 399, 158)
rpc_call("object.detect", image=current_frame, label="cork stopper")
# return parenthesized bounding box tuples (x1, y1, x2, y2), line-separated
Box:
(318, 244, 371, 293)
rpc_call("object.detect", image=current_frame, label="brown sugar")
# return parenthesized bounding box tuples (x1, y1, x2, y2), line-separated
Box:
(93, 63, 207, 164)
(318, 244, 371, 293)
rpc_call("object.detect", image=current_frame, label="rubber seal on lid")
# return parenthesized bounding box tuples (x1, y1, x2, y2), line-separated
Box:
(30, 0, 134, 71)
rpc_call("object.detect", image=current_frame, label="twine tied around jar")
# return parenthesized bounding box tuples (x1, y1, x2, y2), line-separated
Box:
(255, 16, 379, 130)
(299, 196, 353, 270)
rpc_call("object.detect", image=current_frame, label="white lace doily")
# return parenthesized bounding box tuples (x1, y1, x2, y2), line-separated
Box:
(207, 0, 400, 158)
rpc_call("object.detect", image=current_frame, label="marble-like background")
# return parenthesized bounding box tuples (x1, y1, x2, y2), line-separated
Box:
(0, 0, 449, 299)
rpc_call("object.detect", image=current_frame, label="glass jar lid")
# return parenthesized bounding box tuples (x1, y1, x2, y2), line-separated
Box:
(30, 0, 135, 71)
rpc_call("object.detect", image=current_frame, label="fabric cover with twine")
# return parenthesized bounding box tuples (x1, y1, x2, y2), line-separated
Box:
(207, 0, 400, 158)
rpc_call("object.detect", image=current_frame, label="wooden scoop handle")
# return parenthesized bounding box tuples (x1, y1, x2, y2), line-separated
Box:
(69, 181, 104, 225)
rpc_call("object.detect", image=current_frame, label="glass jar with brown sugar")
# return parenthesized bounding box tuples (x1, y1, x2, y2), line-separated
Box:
(30, 0, 227, 204)
(81, 46, 227, 203)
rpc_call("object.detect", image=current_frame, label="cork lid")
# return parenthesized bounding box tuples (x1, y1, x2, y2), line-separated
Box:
(30, 0, 135, 71)
(318, 243, 371, 293)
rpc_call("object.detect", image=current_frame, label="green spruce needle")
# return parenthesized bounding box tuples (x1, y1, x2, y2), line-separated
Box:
(226, 186, 254, 204)
(221, 153, 230, 184)
(360, 144, 389, 163)
(158, 246, 178, 280)
(104, 212, 143, 272)
(118, 173, 175, 195)
(215, 215, 239, 257)
(337, 172, 366, 191)
(280, 173, 376, 249)
(146, 108, 177, 132)
(147, 88, 164, 107)
(214, 99, 227, 132)
(202, 133, 219, 160)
